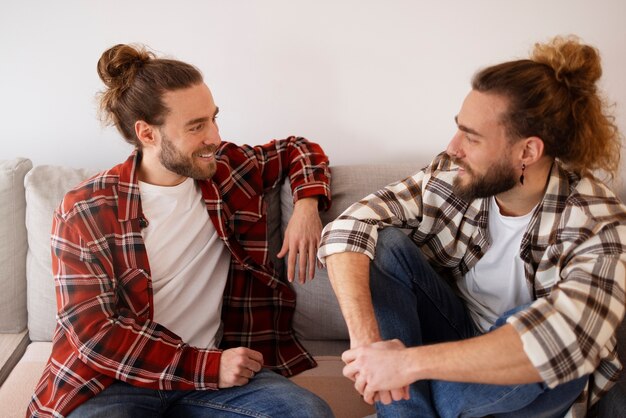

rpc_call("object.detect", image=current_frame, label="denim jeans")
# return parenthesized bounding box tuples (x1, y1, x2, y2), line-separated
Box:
(369, 228, 587, 418)
(67, 368, 333, 418)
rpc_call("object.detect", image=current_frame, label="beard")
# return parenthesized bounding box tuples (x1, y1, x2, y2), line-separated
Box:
(452, 157, 518, 202)
(159, 133, 217, 181)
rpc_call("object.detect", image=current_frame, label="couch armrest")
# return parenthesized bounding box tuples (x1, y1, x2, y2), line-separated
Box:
(0, 331, 29, 387)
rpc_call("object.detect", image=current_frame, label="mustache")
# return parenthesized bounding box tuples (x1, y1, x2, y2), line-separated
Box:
(451, 157, 466, 169)
(451, 157, 473, 175)
(196, 145, 218, 154)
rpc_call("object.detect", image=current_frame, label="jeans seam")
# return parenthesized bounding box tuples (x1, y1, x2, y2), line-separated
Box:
(410, 273, 474, 338)
(175, 398, 271, 418)
(460, 384, 531, 417)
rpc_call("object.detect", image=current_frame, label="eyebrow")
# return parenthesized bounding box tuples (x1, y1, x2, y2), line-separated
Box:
(454, 115, 482, 137)
(185, 106, 220, 127)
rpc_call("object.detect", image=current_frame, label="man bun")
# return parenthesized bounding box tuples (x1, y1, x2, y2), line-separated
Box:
(97, 44, 155, 116)
(531, 36, 602, 96)
(96, 43, 203, 147)
(472, 35, 621, 177)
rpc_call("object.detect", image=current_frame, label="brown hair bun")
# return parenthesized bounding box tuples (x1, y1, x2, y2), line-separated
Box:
(97, 44, 154, 91)
(531, 36, 601, 96)
(96, 43, 203, 146)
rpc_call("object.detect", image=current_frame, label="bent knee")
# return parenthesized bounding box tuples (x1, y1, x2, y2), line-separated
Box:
(374, 228, 420, 271)
(298, 393, 333, 418)
(280, 388, 333, 418)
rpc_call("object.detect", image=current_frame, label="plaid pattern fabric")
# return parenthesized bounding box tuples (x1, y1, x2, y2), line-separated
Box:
(27, 137, 331, 418)
(319, 152, 626, 416)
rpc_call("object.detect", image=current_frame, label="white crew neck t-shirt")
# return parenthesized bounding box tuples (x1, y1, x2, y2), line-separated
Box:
(138, 178, 231, 348)
(458, 196, 534, 332)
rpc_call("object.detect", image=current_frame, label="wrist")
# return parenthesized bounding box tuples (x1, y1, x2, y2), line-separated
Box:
(349, 329, 381, 349)
(406, 346, 429, 382)
(294, 196, 319, 208)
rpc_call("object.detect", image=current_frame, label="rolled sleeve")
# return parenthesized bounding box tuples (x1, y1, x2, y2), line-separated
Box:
(507, 251, 626, 388)
(318, 219, 380, 265)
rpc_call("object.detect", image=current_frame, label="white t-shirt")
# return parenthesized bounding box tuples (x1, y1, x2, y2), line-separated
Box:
(139, 178, 231, 348)
(458, 196, 534, 332)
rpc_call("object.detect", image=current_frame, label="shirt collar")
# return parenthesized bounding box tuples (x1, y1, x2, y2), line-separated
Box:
(116, 150, 143, 222)
(520, 160, 579, 265)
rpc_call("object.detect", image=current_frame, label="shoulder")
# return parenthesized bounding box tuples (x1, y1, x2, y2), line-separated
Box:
(57, 164, 124, 220)
(413, 151, 460, 193)
(565, 170, 625, 214)
(216, 140, 240, 156)
(214, 141, 255, 168)
(557, 170, 626, 243)
(428, 151, 456, 171)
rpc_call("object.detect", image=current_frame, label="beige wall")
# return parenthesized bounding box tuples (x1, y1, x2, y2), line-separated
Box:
(1, 0, 625, 184)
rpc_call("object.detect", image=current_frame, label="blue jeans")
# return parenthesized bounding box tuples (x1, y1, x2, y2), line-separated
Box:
(369, 228, 587, 418)
(68, 368, 333, 418)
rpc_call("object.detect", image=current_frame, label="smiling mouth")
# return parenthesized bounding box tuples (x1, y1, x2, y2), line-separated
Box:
(194, 147, 216, 159)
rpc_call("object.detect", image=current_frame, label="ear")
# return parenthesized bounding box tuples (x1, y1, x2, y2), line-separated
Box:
(135, 120, 158, 147)
(520, 136, 545, 165)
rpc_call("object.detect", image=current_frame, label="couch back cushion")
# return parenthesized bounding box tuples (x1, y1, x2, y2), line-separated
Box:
(0, 158, 32, 333)
(22, 161, 427, 343)
(281, 163, 425, 342)
(25, 166, 95, 341)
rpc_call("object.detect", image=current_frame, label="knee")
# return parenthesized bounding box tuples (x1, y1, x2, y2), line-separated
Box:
(373, 228, 420, 274)
(375, 227, 410, 260)
(290, 391, 333, 418)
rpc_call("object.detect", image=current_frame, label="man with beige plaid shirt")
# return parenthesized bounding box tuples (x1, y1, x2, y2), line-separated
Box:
(318, 36, 626, 417)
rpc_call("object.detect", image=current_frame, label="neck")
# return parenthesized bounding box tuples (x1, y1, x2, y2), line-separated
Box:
(137, 151, 186, 187)
(495, 158, 553, 217)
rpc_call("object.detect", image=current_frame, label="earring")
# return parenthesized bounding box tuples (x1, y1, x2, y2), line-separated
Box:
(519, 163, 526, 185)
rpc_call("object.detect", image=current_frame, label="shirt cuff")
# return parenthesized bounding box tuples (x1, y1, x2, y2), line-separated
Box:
(506, 298, 584, 388)
(317, 219, 378, 265)
(292, 182, 331, 211)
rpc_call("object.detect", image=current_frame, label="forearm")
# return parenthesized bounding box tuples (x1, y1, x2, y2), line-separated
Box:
(286, 137, 331, 208)
(326, 252, 381, 347)
(55, 254, 222, 386)
(251, 137, 330, 206)
(408, 324, 541, 385)
(58, 304, 223, 388)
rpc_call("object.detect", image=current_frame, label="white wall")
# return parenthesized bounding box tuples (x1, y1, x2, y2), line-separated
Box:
(2, 0, 625, 176)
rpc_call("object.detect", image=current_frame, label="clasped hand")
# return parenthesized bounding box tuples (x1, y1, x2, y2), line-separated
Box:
(218, 347, 263, 388)
(342, 339, 411, 405)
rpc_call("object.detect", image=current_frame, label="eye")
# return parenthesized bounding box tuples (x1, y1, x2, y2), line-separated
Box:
(464, 133, 475, 143)
(190, 123, 205, 132)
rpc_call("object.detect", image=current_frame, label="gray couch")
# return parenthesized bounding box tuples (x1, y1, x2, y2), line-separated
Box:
(0, 157, 624, 418)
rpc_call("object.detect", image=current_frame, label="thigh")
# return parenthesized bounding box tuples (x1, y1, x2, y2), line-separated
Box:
(167, 369, 333, 418)
(68, 381, 164, 418)
(371, 229, 477, 418)
(371, 227, 476, 345)
(432, 380, 543, 418)
(495, 376, 588, 418)
(432, 375, 587, 418)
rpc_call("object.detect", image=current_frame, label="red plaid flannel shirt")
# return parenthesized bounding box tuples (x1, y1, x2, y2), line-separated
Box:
(27, 137, 331, 418)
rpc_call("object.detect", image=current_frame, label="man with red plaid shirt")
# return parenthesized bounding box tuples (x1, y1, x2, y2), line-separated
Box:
(27, 44, 333, 418)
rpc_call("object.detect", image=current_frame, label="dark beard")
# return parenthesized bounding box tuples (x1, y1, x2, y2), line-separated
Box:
(452, 158, 517, 201)
(159, 133, 216, 180)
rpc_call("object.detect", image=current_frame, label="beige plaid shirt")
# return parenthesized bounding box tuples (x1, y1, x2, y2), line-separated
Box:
(319, 152, 626, 416)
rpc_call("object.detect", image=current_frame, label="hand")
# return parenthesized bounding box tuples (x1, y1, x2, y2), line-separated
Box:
(218, 347, 264, 388)
(277, 197, 322, 283)
(342, 339, 412, 404)
(346, 336, 407, 405)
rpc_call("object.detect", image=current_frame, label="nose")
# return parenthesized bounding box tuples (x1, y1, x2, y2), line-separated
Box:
(446, 130, 464, 159)
(204, 120, 221, 145)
